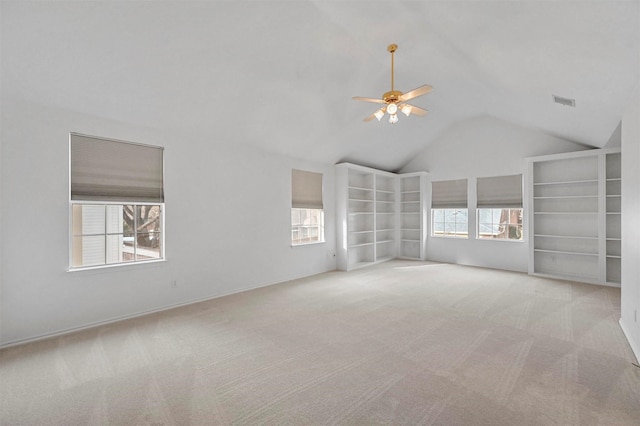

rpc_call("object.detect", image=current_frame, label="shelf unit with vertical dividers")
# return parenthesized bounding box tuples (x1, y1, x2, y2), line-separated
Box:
(336, 163, 428, 271)
(605, 151, 621, 285)
(398, 172, 428, 260)
(527, 148, 621, 286)
(375, 173, 397, 263)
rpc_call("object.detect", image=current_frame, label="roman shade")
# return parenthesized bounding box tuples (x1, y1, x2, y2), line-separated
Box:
(292, 169, 323, 209)
(431, 179, 468, 208)
(70, 134, 164, 202)
(477, 174, 523, 208)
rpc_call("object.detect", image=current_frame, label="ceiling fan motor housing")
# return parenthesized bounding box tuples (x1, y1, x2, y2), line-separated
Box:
(383, 90, 402, 104)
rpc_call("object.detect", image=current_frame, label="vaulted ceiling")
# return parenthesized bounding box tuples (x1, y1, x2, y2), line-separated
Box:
(2, 1, 639, 171)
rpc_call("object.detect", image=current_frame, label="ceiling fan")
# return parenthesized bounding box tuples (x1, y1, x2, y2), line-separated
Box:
(353, 44, 431, 124)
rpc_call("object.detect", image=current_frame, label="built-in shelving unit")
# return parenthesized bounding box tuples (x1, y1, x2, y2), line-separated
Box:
(344, 168, 375, 270)
(336, 163, 427, 271)
(605, 152, 621, 285)
(527, 148, 621, 286)
(375, 174, 397, 262)
(398, 173, 427, 260)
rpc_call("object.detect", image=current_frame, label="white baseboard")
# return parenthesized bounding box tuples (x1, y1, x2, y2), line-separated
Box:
(619, 318, 640, 364)
(0, 269, 336, 349)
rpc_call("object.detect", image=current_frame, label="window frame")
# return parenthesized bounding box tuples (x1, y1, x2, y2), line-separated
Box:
(476, 207, 524, 242)
(291, 207, 325, 246)
(69, 201, 165, 271)
(431, 208, 469, 239)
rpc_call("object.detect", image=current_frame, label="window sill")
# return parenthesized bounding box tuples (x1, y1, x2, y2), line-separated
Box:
(67, 258, 166, 273)
(430, 235, 469, 240)
(291, 241, 326, 248)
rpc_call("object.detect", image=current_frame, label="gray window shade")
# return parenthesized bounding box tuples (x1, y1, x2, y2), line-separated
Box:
(71, 134, 164, 202)
(477, 174, 523, 208)
(431, 179, 467, 208)
(292, 169, 323, 209)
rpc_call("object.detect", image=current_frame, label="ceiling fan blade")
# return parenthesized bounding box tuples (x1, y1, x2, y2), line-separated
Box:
(399, 85, 432, 102)
(353, 96, 386, 104)
(364, 107, 386, 122)
(405, 104, 429, 116)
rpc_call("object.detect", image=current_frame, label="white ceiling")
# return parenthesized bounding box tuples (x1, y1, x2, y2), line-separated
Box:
(2, 1, 639, 171)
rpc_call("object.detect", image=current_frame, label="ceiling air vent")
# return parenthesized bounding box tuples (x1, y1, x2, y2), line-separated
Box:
(552, 95, 576, 107)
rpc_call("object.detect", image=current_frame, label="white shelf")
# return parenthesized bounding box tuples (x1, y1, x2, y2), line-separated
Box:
(534, 249, 598, 257)
(348, 186, 373, 191)
(349, 212, 374, 215)
(534, 179, 598, 186)
(606, 255, 622, 259)
(377, 239, 394, 244)
(606, 237, 621, 241)
(401, 239, 420, 242)
(534, 195, 597, 199)
(534, 211, 597, 215)
(534, 234, 597, 240)
(349, 242, 374, 248)
(606, 178, 621, 182)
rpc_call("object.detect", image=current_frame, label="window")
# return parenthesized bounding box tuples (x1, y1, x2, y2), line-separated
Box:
(432, 209, 469, 238)
(477, 208, 523, 240)
(476, 174, 523, 241)
(291, 169, 324, 245)
(291, 208, 324, 245)
(431, 179, 468, 238)
(70, 134, 164, 269)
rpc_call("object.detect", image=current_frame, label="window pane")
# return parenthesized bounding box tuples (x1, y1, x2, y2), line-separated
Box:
(291, 209, 301, 227)
(477, 208, 523, 241)
(291, 208, 323, 245)
(509, 225, 523, 240)
(79, 204, 105, 235)
(135, 205, 161, 233)
(106, 234, 123, 264)
(433, 209, 444, 221)
(123, 205, 135, 235)
(106, 205, 123, 234)
(73, 235, 105, 267)
(478, 209, 493, 223)
(136, 232, 161, 260)
(455, 209, 468, 223)
(493, 209, 504, 223)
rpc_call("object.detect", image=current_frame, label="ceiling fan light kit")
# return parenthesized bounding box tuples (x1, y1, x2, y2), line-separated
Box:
(354, 44, 431, 124)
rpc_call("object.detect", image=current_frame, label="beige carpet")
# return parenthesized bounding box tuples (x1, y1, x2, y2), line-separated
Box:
(1, 260, 639, 425)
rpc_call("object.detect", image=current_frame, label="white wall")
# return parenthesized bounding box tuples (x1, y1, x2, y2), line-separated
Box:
(402, 115, 590, 272)
(620, 87, 640, 361)
(0, 98, 336, 346)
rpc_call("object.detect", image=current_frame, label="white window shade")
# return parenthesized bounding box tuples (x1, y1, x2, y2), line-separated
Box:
(292, 169, 323, 209)
(71, 134, 164, 202)
(431, 179, 467, 208)
(477, 174, 523, 208)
